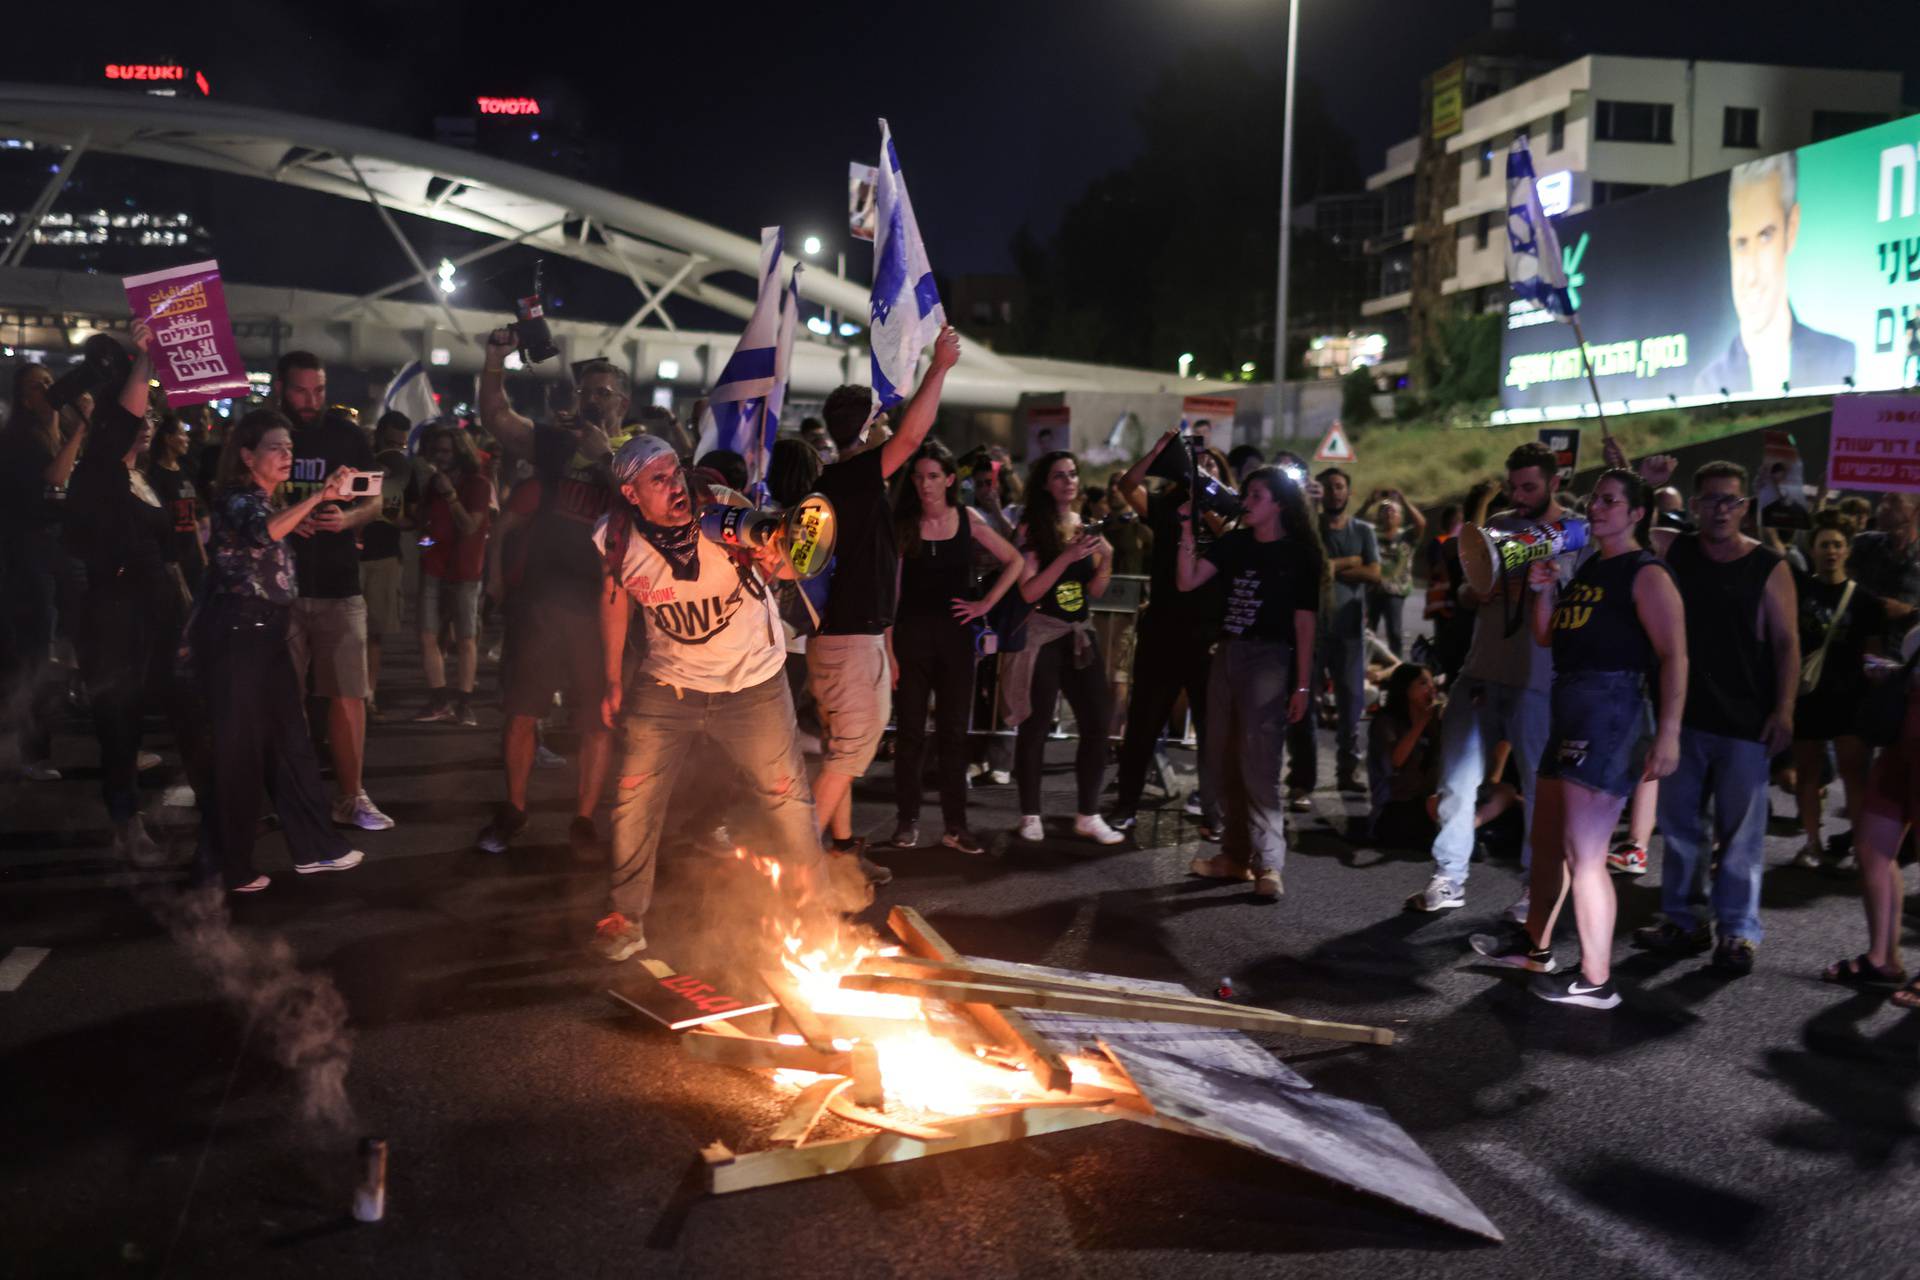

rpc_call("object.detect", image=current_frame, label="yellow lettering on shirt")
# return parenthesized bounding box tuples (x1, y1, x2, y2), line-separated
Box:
(1553, 581, 1602, 632)
(1054, 579, 1085, 614)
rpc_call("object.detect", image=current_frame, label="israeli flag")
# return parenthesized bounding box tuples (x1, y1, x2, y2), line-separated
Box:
(1505, 134, 1573, 321)
(697, 226, 801, 495)
(380, 361, 439, 451)
(869, 119, 946, 412)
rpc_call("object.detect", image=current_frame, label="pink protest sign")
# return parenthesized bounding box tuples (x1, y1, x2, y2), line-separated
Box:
(1829, 394, 1920, 492)
(121, 260, 250, 405)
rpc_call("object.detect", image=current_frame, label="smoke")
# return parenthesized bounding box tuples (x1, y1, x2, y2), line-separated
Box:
(143, 883, 357, 1135)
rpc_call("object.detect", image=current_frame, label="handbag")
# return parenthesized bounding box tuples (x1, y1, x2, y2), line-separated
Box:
(1855, 643, 1920, 746)
(1798, 579, 1855, 695)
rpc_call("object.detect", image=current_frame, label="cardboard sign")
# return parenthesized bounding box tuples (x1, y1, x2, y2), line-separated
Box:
(1180, 395, 1238, 449)
(1830, 394, 1920, 493)
(1536, 426, 1580, 485)
(1026, 404, 1071, 461)
(1314, 422, 1355, 463)
(121, 259, 249, 405)
(608, 971, 775, 1031)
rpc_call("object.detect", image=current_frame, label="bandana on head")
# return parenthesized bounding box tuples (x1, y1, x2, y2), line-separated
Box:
(611, 434, 701, 580)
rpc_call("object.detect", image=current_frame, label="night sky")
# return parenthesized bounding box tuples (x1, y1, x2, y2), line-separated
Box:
(5, 0, 1920, 280)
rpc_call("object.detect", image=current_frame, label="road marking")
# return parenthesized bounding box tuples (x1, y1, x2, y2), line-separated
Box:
(0, 946, 50, 992)
(1464, 1142, 1712, 1280)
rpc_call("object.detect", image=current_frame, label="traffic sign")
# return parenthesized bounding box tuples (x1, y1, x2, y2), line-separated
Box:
(1314, 423, 1356, 463)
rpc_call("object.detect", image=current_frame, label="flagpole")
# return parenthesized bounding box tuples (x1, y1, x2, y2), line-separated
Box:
(1567, 313, 1619, 463)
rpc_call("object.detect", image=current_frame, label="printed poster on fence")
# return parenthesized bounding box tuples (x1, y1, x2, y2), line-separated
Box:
(1026, 404, 1071, 461)
(1829, 394, 1920, 493)
(122, 259, 249, 405)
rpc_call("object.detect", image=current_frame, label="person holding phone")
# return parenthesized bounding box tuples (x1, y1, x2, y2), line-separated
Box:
(194, 409, 367, 892)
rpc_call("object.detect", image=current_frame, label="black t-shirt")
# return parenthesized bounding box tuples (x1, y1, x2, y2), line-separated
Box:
(285, 414, 374, 598)
(813, 448, 896, 635)
(1035, 555, 1094, 622)
(1551, 549, 1671, 677)
(522, 423, 613, 603)
(1144, 489, 1223, 633)
(1795, 570, 1887, 704)
(359, 448, 413, 562)
(1203, 529, 1316, 643)
(146, 464, 202, 568)
(63, 405, 172, 588)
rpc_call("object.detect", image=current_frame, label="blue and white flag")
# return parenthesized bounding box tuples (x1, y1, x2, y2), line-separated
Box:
(1505, 134, 1574, 322)
(698, 226, 801, 496)
(869, 118, 946, 412)
(381, 360, 439, 452)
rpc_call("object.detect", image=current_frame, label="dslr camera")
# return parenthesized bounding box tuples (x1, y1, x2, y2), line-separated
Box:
(498, 261, 559, 364)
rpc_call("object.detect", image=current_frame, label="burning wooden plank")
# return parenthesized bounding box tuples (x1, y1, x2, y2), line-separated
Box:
(759, 967, 838, 1053)
(838, 973, 1395, 1046)
(769, 1078, 847, 1147)
(680, 1030, 852, 1075)
(886, 907, 1075, 1092)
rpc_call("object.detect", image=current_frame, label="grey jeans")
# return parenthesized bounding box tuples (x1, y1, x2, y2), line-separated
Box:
(1205, 638, 1294, 874)
(608, 672, 820, 921)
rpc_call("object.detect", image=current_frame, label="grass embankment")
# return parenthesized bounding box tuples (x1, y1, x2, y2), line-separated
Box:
(1337, 404, 1816, 509)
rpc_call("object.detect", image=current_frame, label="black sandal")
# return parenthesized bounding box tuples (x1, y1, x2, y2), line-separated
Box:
(1822, 954, 1908, 989)
(1892, 978, 1920, 1010)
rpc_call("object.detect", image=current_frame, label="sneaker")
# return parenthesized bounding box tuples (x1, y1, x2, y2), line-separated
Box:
(1253, 870, 1284, 900)
(1286, 789, 1312, 813)
(568, 815, 600, 861)
(1108, 811, 1139, 832)
(593, 912, 648, 962)
(1530, 971, 1621, 1010)
(332, 791, 395, 831)
(534, 743, 568, 770)
(1631, 919, 1713, 954)
(941, 829, 986, 855)
(885, 821, 921, 849)
(833, 840, 892, 886)
(1712, 936, 1757, 976)
(1074, 813, 1125, 846)
(1189, 853, 1255, 882)
(1406, 875, 1466, 913)
(477, 803, 528, 853)
(232, 875, 271, 894)
(21, 761, 61, 782)
(1607, 842, 1649, 875)
(1183, 792, 1204, 818)
(1470, 923, 1560, 973)
(1790, 840, 1824, 870)
(294, 850, 365, 874)
(413, 692, 456, 723)
(987, 769, 1012, 786)
(1505, 892, 1531, 924)
(454, 697, 478, 727)
(1016, 815, 1044, 843)
(135, 750, 163, 772)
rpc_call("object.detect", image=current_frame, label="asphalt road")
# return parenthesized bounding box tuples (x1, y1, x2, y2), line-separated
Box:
(3, 625, 1917, 1279)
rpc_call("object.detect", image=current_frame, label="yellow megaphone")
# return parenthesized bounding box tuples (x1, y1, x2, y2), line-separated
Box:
(698, 493, 837, 580)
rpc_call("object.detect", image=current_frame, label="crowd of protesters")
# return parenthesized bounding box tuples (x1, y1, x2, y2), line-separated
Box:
(1, 323, 1916, 1014)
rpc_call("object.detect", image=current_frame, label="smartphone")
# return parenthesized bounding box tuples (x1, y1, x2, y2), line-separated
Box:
(345, 470, 384, 498)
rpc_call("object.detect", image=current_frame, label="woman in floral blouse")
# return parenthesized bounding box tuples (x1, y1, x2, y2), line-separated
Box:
(195, 409, 366, 892)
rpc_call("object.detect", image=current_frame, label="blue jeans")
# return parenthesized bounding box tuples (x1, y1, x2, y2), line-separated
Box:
(1654, 727, 1770, 943)
(608, 673, 820, 921)
(1287, 628, 1367, 789)
(1431, 677, 1550, 886)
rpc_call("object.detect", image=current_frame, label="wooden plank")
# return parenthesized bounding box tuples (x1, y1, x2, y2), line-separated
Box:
(824, 1094, 954, 1141)
(839, 973, 1395, 1047)
(705, 1104, 1120, 1195)
(759, 968, 837, 1054)
(862, 955, 1268, 1019)
(680, 1030, 851, 1075)
(886, 906, 1075, 1092)
(845, 1041, 884, 1109)
(768, 1078, 848, 1147)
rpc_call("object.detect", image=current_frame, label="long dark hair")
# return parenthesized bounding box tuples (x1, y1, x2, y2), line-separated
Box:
(1381, 663, 1432, 727)
(1593, 467, 1653, 547)
(767, 436, 822, 508)
(1022, 450, 1078, 564)
(894, 441, 957, 557)
(1242, 464, 1326, 581)
(421, 423, 479, 478)
(144, 413, 188, 478)
(216, 408, 294, 501)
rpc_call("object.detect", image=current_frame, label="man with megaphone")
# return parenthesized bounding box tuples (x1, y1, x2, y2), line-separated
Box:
(1406, 440, 1573, 919)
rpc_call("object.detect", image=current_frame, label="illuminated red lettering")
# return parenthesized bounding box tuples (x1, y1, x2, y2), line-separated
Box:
(104, 64, 184, 82)
(476, 96, 541, 116)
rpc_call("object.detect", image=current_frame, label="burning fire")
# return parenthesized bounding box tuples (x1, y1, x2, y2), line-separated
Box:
(732, 850, 1057, 1117)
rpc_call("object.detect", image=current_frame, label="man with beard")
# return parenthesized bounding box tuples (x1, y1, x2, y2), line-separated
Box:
(1406, 442, 1569, 916)
(278, 352, 393, 831)
(589, 436, 859, 959)
(475, 334, 622, 859)
(1633, 461, 1798, 975)
(1286, 467, 1377, 804)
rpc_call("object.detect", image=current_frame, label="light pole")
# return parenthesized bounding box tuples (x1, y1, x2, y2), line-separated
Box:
(801, 233, 848, 336)
(1270, 0, 1300, 442)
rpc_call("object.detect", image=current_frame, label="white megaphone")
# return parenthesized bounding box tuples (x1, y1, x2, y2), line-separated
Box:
(1458, 516, 1589, 596)
(698, 493, 838, 580)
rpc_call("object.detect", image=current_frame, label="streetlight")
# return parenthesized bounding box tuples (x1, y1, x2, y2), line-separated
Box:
(1178, 352, 1195, 379)
(802, 234, 823, 258)
(435, 257, 458, 295)
(1270, 0, 1300, 442)
(800, 233, 849, 338)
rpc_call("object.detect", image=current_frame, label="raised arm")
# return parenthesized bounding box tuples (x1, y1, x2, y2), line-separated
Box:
(119, 323, 155, 421)
(1636, 563, 1688, 780)
(479, 328, 536, 460)
(267, 469, 353, 542)
(879, 326, 961, 478)
(1115, 430, 1179, 518)
(1757, 558, 1801, 755)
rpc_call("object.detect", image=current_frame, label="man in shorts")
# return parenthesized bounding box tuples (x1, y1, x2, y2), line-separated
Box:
(360, 411, 413, 720)
(807, 326, 961, 884)
(280, 353, 394, 831)
(475, 330, 620, 858)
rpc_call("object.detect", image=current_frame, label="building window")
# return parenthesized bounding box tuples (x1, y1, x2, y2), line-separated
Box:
(1549, 109, 1565, 152)
(1474, 212, 1491, 250)
(1594, 100, 1673, 144)
(1722, 106, 1759, 149)
(1811, 109, 1887, 142)
(1593, 181, 1656, 206)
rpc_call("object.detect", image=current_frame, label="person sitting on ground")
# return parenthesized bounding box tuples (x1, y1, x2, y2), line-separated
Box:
(1367, 664, 1516, 850)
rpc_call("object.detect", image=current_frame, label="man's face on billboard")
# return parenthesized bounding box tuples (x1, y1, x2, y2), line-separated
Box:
(1728, 173, 1799, 340)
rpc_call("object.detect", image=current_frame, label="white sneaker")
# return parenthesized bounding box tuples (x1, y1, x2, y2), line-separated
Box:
(1405, 875, 1466, 912)
(135, 750, 163, 772)
(988, 769, 1012, 786)
(332, 792, 395, 831)
(1074, 813, 1125, 846)
(1016, 815, 1045, 842)
(1506, 892, 1531, 924)
(295, 850, 365, 874)
(1790, 841, 1824, 870)
(21, 761, 61, 782)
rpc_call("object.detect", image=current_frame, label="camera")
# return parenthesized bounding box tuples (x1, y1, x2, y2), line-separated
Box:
(1147, 433, 1242, 520)
(48, 333, 133, 411)
(498, 261, 558, 364)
